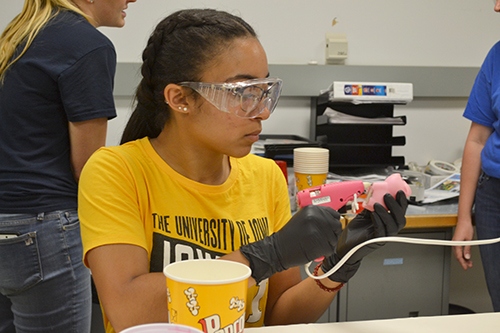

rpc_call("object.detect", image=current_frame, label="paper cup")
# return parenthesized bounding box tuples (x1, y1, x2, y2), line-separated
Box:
(293, 147, 329, 155)
(164, 260, 251, 333)
(293, 148, 329, 173)
(293, 147, 329, 159)
(293, 147, 329, 190)
(294, 172, 328, 191)
(121, 323, 203, 333)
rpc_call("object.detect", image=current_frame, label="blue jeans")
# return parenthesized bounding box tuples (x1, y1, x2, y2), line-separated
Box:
(0, 210, 91, 332)
(475, 172, 500, 312)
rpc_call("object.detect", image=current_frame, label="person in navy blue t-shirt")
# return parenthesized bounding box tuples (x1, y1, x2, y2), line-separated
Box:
(0, 0, 137, 331)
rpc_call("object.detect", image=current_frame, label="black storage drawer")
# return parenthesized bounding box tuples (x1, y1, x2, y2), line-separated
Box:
(316, 124, 406, 145)
(310, 97, 407, 170)
(326, 144, 403, 166)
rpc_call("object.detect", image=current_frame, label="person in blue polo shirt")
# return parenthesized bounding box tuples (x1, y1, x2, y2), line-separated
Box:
(452, 0, 500, 314)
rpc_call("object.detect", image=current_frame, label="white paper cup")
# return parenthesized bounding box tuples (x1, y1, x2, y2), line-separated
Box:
(293, 147, 329, 191)
(293, 147, 329, 175)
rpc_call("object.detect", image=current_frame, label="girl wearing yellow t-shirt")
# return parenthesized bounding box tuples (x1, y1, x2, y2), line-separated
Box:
(78, 8, 408, 333)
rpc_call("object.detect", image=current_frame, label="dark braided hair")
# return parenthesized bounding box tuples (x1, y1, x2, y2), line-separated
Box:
(120, 9, 258, 144)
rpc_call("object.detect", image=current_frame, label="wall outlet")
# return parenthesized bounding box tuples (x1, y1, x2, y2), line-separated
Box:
(326, 33, 348, 64)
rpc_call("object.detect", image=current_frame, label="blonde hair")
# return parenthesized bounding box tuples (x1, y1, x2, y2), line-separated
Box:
(0, 0, 90, 83)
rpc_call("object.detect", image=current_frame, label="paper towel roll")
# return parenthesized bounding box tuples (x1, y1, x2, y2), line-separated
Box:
(425, 160, 459, 175)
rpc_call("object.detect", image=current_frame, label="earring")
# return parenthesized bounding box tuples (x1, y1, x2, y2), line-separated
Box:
(90, 0, 94, 3)
(178, 106, 187, 111)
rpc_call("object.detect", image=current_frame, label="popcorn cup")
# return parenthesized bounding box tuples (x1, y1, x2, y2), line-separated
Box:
(163, 260, 251, 333)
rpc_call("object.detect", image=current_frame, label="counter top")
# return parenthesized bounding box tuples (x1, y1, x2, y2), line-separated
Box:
(246, 312, 499, 333)
(406, 199, 458, 216)
(405, 199, 458, 229)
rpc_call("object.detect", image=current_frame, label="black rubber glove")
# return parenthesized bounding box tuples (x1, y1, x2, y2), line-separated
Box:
(321, 190, 408, 283)
(240, 205, 343, 284)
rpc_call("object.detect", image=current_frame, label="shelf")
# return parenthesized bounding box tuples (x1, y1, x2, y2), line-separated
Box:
(317, 115, 407, 126)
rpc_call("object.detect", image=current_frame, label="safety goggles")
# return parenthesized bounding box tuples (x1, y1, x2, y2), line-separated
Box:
(178, 77, 283, 119)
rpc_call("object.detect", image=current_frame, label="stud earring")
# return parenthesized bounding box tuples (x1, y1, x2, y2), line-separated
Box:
(178, 106, 187, 111)
(90, 0, 94, 3)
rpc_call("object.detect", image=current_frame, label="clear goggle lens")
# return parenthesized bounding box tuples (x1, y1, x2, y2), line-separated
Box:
(179, 78, 283, 119)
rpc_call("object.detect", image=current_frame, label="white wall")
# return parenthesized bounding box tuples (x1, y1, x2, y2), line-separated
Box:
(2, 0, 498, 165)
(8, 0, 493, 66)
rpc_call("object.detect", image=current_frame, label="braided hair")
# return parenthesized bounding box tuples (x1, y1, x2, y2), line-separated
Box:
(120, 9, 257, 144)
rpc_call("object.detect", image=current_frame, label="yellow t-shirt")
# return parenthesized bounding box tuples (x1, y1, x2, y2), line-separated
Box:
(79, 137, 291, 332)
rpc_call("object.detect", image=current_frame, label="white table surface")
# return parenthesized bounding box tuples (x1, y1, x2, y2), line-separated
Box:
(246, 313, 500, 332)
(405, 199, 458, 216)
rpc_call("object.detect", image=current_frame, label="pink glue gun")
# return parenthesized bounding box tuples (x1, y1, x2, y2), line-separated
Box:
(363, 173, 411, 211)
(296, 173, 411, 212)
(296, 181, 366, 211)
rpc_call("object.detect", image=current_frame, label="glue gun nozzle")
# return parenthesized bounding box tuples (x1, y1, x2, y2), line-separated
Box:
(362, 182, 371, 191)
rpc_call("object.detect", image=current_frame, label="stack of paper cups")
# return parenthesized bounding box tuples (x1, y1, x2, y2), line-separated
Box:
(293, 147, 329, 191)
